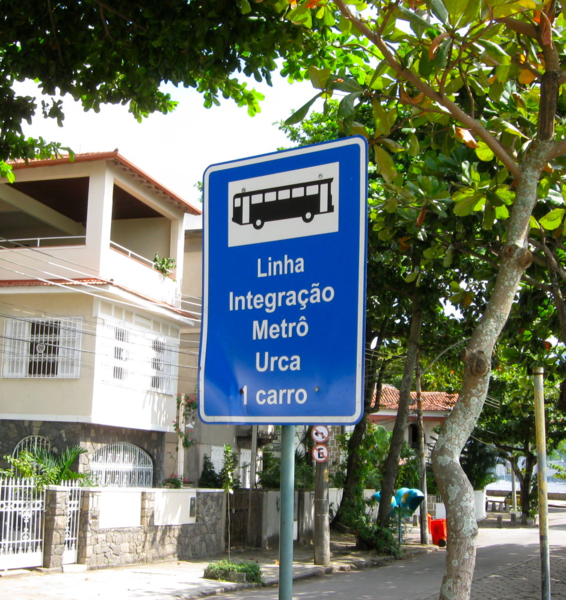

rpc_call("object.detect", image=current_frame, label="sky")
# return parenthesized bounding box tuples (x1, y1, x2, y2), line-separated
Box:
(15, 73, 320, 206)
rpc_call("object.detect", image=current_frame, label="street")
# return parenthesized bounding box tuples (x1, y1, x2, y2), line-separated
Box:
(215, 508, 566, 600)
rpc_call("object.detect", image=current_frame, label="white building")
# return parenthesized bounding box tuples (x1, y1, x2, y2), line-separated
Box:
(0, 152, 201, 486)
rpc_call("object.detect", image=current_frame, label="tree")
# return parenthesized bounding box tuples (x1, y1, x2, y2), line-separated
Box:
(280, 100, 473, 532)
(277, 2, 566, 598)
(474, 366, 566, 520)
(0, 0, 317, 178)
(0, 446, 94, 488)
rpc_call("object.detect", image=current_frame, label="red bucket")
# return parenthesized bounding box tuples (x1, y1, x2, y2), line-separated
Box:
(430, 518, 447, 547)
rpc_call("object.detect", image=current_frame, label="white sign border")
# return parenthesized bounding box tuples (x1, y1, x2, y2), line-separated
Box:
(200, 136, 367, 425)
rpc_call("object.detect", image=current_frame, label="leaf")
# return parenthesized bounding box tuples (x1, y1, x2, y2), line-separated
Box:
(456, 0, 481, 27)
(329, 76, 364, 93)
(539, 208, 566, 230)
(453, 192, 485, 216)
(408, 133, 420, 157)
(405, 270, 419, 283)
(338, 91, 363, 121)
(308, 66, 331, 90)
(372, 98, 392, 136)
(475, 141, 495, 161)
(287, 5, 313, 27)
(379, 138, 405, 153)
(284, 92, 323, 125)
(351, 122, 370, 139)
(455, 127, 479, 148)
(429, 0, 449, 24)
(519, 69, 537, 85)
(394, 5, 432, 37)
(429, 32, 451, 60)
(540, 11, 553, 47)
(383, 197, 398, 213)
(374, 146, 398, 184)
(237, 0, 252, 14)
(483, 203, 496, 230)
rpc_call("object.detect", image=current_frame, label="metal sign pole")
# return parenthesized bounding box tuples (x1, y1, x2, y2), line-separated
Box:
(533, 366, 551, 600)
(279, 425, 296, 600)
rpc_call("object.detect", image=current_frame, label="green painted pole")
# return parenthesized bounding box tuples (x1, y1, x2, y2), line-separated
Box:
(533, 367, 551, 600)
(279, 425, 295, 600)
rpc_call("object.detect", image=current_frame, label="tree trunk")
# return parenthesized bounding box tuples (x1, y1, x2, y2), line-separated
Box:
(378, 300, 422, 527)
(432, 145, 550, 600)
(331, 318, 389, 527)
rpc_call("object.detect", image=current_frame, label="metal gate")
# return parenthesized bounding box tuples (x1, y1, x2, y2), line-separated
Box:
(0, 477, 45, 569)
(62, 481, 81, 565)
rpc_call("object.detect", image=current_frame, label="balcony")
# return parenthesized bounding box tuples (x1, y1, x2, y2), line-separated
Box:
(236, 425, 278, 447)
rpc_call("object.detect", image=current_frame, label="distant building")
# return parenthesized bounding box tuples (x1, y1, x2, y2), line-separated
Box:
(0, 152, 200, 486)
(369, 384, 458, 450)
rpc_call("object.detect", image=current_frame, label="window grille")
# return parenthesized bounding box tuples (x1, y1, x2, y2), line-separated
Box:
(12, 435, 51, 457)
(2, 317, 82, 379)
(90, 442, 153, 487)
(102, 321, 175, 394)
(210, 445, 225, 475)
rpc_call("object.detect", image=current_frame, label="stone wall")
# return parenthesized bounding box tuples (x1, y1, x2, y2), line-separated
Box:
(74, 489, 224, 569)
(0, 420, 166, 486)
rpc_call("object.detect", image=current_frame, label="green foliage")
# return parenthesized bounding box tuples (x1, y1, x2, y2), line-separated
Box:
(257, 446, 315, 490)
(0, 446, 94, 489)
(550, 464, 566, 481)
(460, 435, 499, 491)
(1, 0, 318, 162)
(172, 393, 197, 449)
(205, 560, 263, 584)
(162, 474, 188, 489)
(198, 455, 222, 488)
(353, 514, 402, 558)
(153, 255, 176, 277)
(219, 444, 241, 492)
(331, 425, 391, 492)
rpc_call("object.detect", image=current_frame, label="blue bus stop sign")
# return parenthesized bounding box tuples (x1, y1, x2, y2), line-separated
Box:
(199, 136, 368, 424)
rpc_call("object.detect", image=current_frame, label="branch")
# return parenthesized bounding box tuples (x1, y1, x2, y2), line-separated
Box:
(545, 139, 566, 161)
(529, 236, 566, 283)
(495, 16, 538, 38)
(47, 0, 64, 66)
(333, 0, 521, 179)
(521, 272, 552, 293)
(90, 0, 148, 31)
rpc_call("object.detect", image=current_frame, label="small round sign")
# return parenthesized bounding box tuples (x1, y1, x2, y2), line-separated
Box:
(312, 444, 329, 463)
(311, 425, 330, 444)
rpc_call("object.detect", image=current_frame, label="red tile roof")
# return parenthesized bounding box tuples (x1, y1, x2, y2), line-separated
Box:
(375, 384, 458, 412)
(9, 151, 202, 216)
(0, 278, 198, 320)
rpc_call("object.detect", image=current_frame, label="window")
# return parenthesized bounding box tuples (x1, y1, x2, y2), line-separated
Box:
(2, 317, 82, 379)
(12, 435, 51, 457)
(102, 320, 176, 394)
(91, 442, 153, 487)
(150, 338, 173, 393)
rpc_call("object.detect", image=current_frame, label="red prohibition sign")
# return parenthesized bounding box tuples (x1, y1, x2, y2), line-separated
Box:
(311, 425, 330, 444)
(312, 444, 329, 463)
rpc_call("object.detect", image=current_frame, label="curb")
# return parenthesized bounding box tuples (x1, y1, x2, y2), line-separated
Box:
(182, 545, 439, 599)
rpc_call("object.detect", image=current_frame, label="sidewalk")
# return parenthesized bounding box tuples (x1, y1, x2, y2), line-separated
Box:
(0, 527, 435, 600)
(1, 515, 565, 600)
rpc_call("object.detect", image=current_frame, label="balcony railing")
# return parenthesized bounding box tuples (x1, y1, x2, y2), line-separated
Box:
(0, 236, 86, 249)
(109, 241, 155, 269)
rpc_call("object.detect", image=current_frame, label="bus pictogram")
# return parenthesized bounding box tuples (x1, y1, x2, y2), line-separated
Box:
(232, 178, 334, 230)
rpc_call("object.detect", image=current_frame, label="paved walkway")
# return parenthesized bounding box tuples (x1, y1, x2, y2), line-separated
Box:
(0, 513, 565, 599)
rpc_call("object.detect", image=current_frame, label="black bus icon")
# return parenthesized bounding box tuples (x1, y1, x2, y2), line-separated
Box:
(232, 178, 334, 230)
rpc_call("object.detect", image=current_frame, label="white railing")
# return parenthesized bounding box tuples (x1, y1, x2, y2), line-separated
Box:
(90, 443, 153, 488)
(0, 236, 86, 249)
(60, 481, 81, 565)
(0, 477, 45, 570)
(109, 241, 155, 269)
